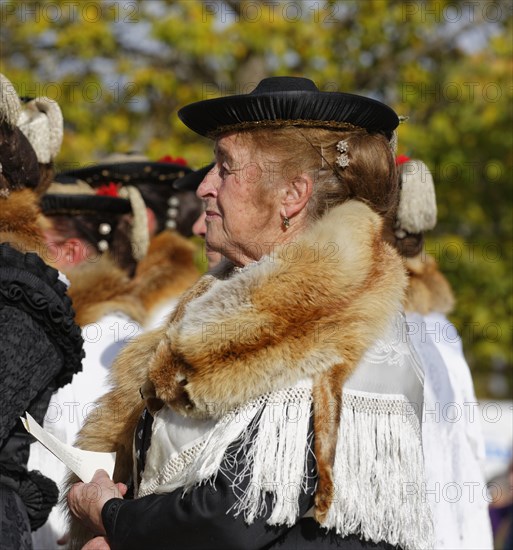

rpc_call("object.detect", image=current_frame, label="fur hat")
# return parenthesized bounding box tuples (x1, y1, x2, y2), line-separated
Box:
(396, 157, 437, 235)
(0, 74, 40, 194)
(18, 97, 64, 164)
(178, 76, 399, 139)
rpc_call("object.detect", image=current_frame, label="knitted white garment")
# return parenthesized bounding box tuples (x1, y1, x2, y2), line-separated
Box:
(138, 314, 434, 550)
(397, 160, 437, 234)
(407, 312, 493, 550)
(0, 73, 22, 127)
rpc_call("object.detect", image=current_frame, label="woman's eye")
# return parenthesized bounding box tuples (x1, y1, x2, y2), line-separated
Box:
(219, 164, 231, 178)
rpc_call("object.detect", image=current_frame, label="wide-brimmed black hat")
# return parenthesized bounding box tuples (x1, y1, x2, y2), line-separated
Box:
(58, 156, 203, 236)
(42, 177, 131, 216)
(41, 177, 150, 259)
(173, 162, 215, 192)
(178, 76, 399, 139)
(60, 160, 192, 187)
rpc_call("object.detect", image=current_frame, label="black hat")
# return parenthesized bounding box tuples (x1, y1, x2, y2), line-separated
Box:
(41, 193, 132, 215)
(178, 76, 399, 139)
(42, 178, 132, 216)
(173, 163, 215, 192)
(58, 156, 199, 235)
(41, 177, 140, 255)
(60, 158, 192, 187)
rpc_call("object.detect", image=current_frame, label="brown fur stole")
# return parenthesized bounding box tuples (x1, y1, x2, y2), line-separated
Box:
(404, 253, 455, 315)
(65, 255, 147, 327)
(125, 230, 200, 320)
(0, 189, 49, 254)
(67, 201, 407, 544)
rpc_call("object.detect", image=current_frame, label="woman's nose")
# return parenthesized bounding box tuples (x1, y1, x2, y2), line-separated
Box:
(196, 165, 219, 199)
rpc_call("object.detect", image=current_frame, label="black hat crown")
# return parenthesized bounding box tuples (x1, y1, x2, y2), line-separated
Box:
(251, 77, 319, 94)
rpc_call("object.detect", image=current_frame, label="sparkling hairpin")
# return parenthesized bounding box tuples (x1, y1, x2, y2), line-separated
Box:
(336, 140, 350, 169)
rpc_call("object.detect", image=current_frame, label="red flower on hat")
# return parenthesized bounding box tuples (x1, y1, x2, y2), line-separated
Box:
(396, 155, 411, 166)
(96, 182, 120, 197)
(158, 155, 188, 166)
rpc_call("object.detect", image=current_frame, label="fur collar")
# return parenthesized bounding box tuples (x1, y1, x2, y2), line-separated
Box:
(75, 200, 407, 455)
(0, 189, 49, 254)
(68, 200, 409, 545)
(126, 230, 199, 318)
(66, 255, 146, 326)
(145, 200, 407, 419)
(144, 199, 408, 522)
(404, 253, 455, 315)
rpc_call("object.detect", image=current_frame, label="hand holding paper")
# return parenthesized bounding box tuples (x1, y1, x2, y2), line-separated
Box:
(21, 412, 116, 483)
(68, 469, 127, 537)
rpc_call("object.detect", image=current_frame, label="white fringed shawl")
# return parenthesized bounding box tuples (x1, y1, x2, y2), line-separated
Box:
(137, 314, 433, 550)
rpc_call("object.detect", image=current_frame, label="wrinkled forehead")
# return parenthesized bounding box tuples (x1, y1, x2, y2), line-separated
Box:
(214, 132, 256, 164)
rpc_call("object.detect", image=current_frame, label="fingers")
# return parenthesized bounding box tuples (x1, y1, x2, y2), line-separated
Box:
(91, 470, 127, 497)
(67, 481, 85, 519)
(116, 482, 128, 497)
(91, 469, 110, 482)
(82, 536, 111, 549)
(67, 471, 120, 536)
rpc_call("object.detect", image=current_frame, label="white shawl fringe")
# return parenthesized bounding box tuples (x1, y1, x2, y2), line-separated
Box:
(138, 387, 433, 549)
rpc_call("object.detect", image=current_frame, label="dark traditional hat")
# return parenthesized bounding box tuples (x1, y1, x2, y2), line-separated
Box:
(178, 76, 399, 139)
(59, 154, 199, 235)
(60, 156, 192, 187)
(173, 162, 215, 192)
(41, 178, 142, 256)
(42, 178, 132, 216)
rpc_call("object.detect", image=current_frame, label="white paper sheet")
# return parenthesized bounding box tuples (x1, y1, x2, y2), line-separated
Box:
(21, 413, 116, 483)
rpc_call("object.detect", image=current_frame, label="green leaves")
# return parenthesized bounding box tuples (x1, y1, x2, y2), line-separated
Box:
(3, 0, 510, 396)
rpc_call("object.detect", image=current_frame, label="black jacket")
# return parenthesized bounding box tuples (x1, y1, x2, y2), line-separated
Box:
(102, 411, 398, 550)
(0, 243, 83, 547)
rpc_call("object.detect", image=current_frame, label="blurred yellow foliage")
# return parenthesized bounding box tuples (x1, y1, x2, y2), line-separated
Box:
(2, 0, 511, 396)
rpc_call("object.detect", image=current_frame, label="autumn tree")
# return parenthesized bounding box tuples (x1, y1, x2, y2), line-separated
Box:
(1, 0, 511, 395)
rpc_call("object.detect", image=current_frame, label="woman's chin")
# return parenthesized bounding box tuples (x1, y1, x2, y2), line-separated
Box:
(206, 250, 223, 268)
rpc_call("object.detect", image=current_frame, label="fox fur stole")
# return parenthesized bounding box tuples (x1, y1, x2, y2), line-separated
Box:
(69, 200, 408, 545)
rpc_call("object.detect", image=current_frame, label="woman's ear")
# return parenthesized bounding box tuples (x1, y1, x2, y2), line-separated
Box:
(280, 172, 313, 220)
(61, 238, 91, 268)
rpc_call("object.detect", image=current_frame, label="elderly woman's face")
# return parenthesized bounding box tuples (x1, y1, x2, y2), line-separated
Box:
(196, 133, 281, 266)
